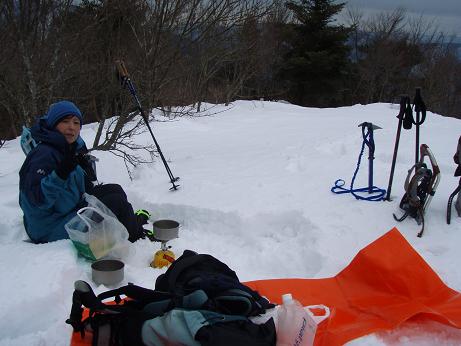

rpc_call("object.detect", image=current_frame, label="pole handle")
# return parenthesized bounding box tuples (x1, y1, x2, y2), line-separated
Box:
(115, 60, 130, 79)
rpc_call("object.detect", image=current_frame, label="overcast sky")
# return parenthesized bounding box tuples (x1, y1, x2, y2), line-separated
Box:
(341, 0, 461, 37)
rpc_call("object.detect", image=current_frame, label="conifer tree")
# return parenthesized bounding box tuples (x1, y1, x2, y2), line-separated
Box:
(280, 0, 352, 106)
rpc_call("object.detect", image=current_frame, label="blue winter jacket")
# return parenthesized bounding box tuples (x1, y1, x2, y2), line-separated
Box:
(19, 119, 88, 243)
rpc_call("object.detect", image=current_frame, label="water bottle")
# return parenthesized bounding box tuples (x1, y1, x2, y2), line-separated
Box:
(276, 293, 317, 346)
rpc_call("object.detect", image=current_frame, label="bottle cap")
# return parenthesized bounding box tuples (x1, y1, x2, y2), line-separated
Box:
(282, 293, 293, 304)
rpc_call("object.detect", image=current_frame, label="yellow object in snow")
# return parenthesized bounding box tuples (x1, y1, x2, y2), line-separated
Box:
(151, 249, 176, 268)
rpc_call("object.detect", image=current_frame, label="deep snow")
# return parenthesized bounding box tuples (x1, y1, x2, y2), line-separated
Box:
(0, 100, 460, 345)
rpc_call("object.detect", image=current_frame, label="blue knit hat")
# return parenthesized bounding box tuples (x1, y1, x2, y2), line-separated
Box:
(45, 101, 83, 128)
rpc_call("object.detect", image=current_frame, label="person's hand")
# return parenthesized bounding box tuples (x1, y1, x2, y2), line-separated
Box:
(55, 143, 78, 180)
(76, 153, 97, 181)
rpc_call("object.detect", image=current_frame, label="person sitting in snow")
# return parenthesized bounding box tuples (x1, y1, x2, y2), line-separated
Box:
(19, 100, 149, 243)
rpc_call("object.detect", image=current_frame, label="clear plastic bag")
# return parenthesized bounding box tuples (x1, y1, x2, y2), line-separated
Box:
(65, 193, 130, 260)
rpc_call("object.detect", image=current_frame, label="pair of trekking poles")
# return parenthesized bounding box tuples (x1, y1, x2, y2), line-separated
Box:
(385, 89, 433, 237)
(385, 89, 427, 202)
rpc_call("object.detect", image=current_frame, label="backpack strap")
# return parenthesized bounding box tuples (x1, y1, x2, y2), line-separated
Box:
(212, 289, 254, 316)
(20, 126, 38, 156)
(143, 289, 209, 316)
(97, 283, 171, 305)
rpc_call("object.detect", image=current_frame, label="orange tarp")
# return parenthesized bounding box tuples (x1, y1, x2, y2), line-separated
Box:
(71, 227, 461, 346)
(246, 227, 461, 345)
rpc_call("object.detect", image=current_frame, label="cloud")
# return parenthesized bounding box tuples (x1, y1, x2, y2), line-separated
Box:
(342, 0, 461, 36)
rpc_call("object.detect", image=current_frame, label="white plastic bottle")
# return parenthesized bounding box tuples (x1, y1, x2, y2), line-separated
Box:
(276, 293, 317, 346)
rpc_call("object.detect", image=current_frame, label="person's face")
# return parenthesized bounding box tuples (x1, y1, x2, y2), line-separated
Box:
(55, 115, 81, 144)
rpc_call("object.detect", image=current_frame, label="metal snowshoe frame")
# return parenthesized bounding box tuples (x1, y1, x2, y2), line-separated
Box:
(393, 144, 440, 237)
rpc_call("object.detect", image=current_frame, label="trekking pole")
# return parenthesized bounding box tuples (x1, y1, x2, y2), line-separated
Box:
(385, 95, 408, 201)
(115, 60, 180, 191)
(412, 87, 426, 165)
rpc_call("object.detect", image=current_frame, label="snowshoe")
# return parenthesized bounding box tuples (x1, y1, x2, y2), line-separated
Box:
(393, 144, 440, 237)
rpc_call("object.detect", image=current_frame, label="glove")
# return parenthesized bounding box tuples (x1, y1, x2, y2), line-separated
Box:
(76, 153, 97, 182)
(135, 209, 150, 225)
(55, 143, 78, 180)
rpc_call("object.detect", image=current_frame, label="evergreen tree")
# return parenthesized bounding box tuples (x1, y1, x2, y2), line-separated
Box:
(280, 0, 352, 106)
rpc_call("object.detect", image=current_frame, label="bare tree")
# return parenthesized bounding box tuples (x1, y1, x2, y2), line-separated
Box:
(347, 5, 461, 118)
(417, 35, 461, 117)
(0, 0, 74, 133)
(352, 8, 408, 103)
(84, 0, 277, 176)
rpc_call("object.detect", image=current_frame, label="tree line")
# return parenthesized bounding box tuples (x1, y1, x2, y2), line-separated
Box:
(1, 0, 460, 145)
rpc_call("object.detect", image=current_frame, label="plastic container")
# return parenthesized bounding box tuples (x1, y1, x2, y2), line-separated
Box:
(276, 294, 329, 346)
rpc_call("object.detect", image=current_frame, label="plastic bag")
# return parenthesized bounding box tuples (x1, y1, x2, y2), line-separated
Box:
(65, 193, 130, 260)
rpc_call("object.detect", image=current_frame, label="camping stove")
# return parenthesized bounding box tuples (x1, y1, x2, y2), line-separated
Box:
(149, 219, 179, 269)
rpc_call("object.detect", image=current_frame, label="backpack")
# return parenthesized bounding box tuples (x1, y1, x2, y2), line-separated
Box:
(67, 250, 276, 346)
(154, 249, 273, 316)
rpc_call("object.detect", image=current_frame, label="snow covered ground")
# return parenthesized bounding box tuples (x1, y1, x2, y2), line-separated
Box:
(0, 100, 460, 345)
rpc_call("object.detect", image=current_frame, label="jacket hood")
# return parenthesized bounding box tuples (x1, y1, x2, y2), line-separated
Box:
(31, 118, 86, 153)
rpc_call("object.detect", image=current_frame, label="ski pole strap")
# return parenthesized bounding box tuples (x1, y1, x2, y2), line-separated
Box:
(396, 95, 407, 121)
(412, 88, 426, 125)
(403, 96, 414, 130)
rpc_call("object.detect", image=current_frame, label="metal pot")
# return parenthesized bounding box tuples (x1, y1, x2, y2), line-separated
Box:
(91, 259, 124, 285)
(152, 219, 180, 241)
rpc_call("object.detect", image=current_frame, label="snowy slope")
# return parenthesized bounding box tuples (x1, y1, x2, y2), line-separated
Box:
(0, 101, 460, 345)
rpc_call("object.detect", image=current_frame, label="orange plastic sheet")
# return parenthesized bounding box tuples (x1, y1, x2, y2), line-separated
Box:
(71, 227, 461, 346)
(246, 227, 461, 345)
